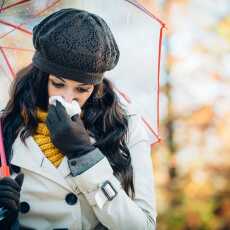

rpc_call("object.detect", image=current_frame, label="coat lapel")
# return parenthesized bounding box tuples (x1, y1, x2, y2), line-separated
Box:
(10, 134, 72, 192)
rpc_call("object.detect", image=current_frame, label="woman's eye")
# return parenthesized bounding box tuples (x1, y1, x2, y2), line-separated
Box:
(51, 81, 64, 88)
(77, 88, 90, 93)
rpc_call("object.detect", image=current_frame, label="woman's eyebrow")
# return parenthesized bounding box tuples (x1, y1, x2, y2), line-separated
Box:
(77, 83, 92, 86)
(52, 76, 65, 82)
(51, 76, 92, 87)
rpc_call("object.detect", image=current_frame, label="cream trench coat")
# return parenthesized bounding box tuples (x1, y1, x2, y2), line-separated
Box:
(9, 112, 157, 230)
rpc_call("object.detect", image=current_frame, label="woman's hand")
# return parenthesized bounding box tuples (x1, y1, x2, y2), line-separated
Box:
(0, 173, 24, 228)
(46, 101, 95, 159)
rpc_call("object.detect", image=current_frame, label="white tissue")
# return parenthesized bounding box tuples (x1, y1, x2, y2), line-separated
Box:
(49, 96, 81, 118)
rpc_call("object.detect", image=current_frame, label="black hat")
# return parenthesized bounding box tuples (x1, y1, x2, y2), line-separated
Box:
(32, 8, 120, 84)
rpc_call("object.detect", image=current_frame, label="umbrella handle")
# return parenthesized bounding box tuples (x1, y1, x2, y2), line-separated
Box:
(0, 164, 10, 177)
(0, 117, 10, 224)
(0, 117, 10, 177)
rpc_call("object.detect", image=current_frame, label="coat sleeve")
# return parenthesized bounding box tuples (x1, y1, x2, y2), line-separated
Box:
(65, 114, 157, 230)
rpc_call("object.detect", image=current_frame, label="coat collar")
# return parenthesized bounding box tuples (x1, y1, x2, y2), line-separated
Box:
(10, 133, 73, 192)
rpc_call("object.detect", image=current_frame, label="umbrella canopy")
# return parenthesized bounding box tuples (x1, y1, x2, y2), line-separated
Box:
(0, 0, 165, 146)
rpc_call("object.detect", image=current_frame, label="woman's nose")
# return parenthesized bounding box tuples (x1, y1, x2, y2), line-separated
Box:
(62, 92, 77, 103)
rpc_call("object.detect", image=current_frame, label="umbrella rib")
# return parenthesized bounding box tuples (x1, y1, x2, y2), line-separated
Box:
(0, 0, 30, 13)
(0, 46, 34, 52)
(0, 47, 15, 79)
(141, 117, 161, 140)
(114, 87, 132, 104)
(0, 19, 32, 35)
(156, 26, 165, 135)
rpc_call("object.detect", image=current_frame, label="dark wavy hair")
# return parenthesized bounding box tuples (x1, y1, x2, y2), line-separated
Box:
(1, 64, 135, 198)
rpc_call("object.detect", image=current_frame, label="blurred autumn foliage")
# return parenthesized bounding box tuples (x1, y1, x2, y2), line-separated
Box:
(140, 0, 230, 229)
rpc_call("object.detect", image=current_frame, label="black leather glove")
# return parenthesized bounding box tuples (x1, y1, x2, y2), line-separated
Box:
(0, 173, 24, 229)
(46, 101, 95, 159)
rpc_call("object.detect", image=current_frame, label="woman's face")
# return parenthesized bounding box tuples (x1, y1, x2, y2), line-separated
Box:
(48, 75, 94, 107)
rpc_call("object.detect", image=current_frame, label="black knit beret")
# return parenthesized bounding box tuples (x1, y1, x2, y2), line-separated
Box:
(32, 8, 120, 84)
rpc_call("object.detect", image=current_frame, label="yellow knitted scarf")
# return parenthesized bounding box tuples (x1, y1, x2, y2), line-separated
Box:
(33, 108, 64, 167)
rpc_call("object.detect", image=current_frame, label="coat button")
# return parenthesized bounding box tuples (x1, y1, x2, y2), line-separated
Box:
(65, 193, 78, 205)
(11, 165, 21, 173)
(19, 201, 30, 214)
(70, 160, 77, 166)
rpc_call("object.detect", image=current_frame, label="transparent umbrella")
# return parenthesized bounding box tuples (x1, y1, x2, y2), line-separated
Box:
(0, 0, 166, 175)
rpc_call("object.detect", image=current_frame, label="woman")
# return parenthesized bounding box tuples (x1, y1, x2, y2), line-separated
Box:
(0, 8, 157, 230)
